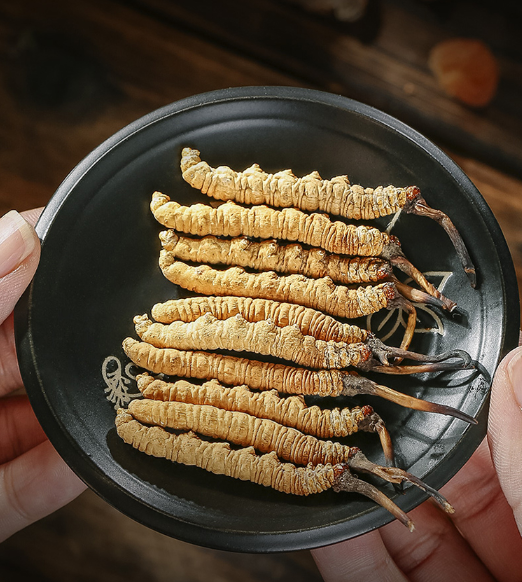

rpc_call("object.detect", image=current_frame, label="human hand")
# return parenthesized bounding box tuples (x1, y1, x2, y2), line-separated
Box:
(0, 209, 86, 542)
(311, 346, 522, 581)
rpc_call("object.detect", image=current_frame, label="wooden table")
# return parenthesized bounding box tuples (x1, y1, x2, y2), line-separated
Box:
(0, 1, 521, 579)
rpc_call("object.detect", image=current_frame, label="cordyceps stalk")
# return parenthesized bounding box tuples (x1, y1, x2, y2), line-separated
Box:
(179, 147, 474, 288)
(126, 399, 454, 517)
(150, 192, 447, 306)
(122, 339, 478, 424)
(403, 186, 476, 288)
(115, 409, 415, 530)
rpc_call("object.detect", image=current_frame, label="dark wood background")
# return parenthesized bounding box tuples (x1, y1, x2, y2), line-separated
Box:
(1, 0, 521, 579)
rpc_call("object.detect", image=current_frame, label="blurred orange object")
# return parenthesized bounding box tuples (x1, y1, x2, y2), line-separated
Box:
(428, 38, 499, 107)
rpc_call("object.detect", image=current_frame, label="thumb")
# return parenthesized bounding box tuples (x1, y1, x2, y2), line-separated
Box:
(487, 345, 522, 535)
(0, 210, 40, 325)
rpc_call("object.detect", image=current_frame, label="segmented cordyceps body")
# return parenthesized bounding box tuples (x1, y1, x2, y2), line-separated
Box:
(116, 408, 418, 530)
(179, 148, 476, 287)
(134, 313, 373, 370)
(160, 230, 392, 285)
(116, 408, 337, 495)
(158, 255, 407, 321)
(149, 296, 470, 371)
(151, 296, 369, 344)
(151, 193, 399, 259)
(180, 147, 408, 220)
(128, 398, 360, 466)
(124, 400, 454, 517)
(122, 338, 477, 424)
(151, 194, 455, 309)
(136, 374, 383, 440)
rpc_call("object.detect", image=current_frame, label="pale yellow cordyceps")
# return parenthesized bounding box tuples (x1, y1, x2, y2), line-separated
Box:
(128, 398, 360, 466)
(122, 338, 477, 424)
(151, 194, 457, 309)
(120, 403, 454, 521)
(157, 256, 418, 353)
(134, 313, 372, 370)
(136, 374, 384, 440)
(136, 373, 394, 465)
(158, 254, 409, 319)
(115, 408, 418, 530)
(151, 193, 399, 259)
(179, 147, 476, 287)
(159, 230, 393, 285)
(159, 230, 454, 311)
(151, 296, 369, 344)
(149, 296, 469, 370)
(180, 147, 408, 220)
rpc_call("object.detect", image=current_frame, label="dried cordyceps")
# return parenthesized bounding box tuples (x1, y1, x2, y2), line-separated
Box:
(125, 400, 454, 516)
(151, 192, 398, 258)
(161, 230, 391, 284)
(115, 409, 417, 530)
(158, 255, 419, 351)
(122, 338, 477, 423)
(136, 374, 387, 441)
(134, 312, 373, 370)
(151, 296, 370, 344)
(150, 295, 469, 369)
(180, 148, 476, 286)
(135, 312, 470, 373)
(114, 146, 479, 535)
(150, 192, 449, 295)
(159, 230, 454, 311)
(128, 398, 361, 466)
(137, 374, 394, 466)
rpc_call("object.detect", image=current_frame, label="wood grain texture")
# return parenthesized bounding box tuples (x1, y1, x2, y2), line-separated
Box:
(0, 0, 521, 578)
(0, 491, 322, 582)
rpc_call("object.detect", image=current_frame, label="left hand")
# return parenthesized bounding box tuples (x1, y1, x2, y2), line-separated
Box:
(0, 208, 86, 543)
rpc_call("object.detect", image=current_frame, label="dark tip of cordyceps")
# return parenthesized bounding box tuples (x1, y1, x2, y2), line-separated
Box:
(374, 418, 395, 468)
(341, 374, 478, 424)
(372, 383, 478, 424)
(363, 335, 474, 374)
(332, 465, 415, 531)
(394, 280, 455, 313)
(389, 257, 457, 313)
(403, 188, 476, 289)
(346, 451, 454, 515)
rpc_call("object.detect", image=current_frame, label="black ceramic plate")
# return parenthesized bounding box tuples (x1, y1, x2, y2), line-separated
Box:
(15, 87, 519, 553)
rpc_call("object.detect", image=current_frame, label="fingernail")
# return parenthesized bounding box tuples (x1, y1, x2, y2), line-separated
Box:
(0, 211, 37, 278)
(506, 348, 522, 410)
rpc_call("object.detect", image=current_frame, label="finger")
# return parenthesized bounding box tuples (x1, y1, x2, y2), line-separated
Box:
(379, 499, 495, 582)
(435, 438, 522, 582)
(311, 529, 408, 582)
(488, 346, 522, 535)
(0, 210, 41, 326)
(0, 314, 24, 395)
(0, 209, 43, 395)
(0, 396, 47, 464)
(20, 207, 44, 228)
(0, 439, 87, 542)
